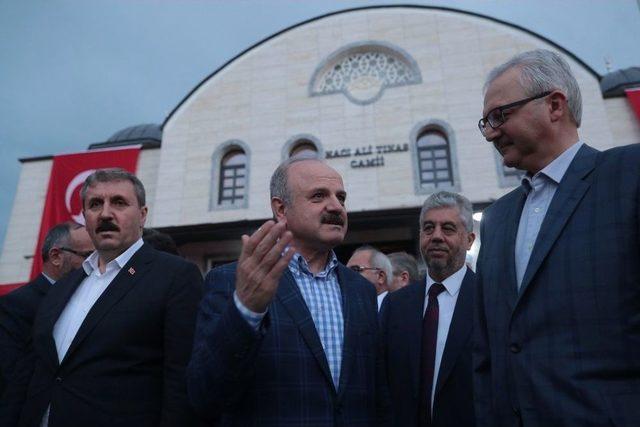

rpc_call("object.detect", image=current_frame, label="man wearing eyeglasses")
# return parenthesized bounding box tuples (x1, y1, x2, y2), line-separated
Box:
(347, 245, 392, 310)
(0, 221, 93, 425)
(475, 49, 640, 427)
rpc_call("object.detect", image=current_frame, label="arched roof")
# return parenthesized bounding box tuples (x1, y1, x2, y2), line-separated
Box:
(88, 123, 162, 150)
(161, 4, 599, 129)
(600, 67, 640, 98)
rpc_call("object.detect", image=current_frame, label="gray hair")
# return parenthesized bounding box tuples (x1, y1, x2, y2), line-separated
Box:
(41, 221, 82, 262)
(353, 245, 393, 287)
(81, 168, 146, 207)
(387, 251, 420, 282)
(485, 49, 582, 127)
(270, 153, 322, 205)
(420, 191, 473, 233)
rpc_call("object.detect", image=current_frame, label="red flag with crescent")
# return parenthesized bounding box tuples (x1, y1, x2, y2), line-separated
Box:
(29, 147, 140, 279)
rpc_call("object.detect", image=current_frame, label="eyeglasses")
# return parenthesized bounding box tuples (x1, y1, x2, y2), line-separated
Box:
(59, 247, 93, 259)
(478, 91, 551, 136)
(349, 265, 381, 273)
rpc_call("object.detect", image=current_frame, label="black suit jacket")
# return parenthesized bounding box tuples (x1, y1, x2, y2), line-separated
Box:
(380, 268, 475, 427)
(19, 244, 202, 427)
(0, 274, 51, 427)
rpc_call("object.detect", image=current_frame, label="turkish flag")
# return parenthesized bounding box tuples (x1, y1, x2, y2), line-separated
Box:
(29, 147, 141, 279)
(626, 88, 640, 123)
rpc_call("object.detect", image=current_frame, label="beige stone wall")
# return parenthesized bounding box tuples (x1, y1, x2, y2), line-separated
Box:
(157, 7, 622, 228)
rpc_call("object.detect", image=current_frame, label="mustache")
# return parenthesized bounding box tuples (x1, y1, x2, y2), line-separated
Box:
(321, 213, 345, 226)
(96, 221, 120, 233)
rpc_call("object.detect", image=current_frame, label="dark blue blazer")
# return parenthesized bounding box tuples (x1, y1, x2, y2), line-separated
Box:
(380, 268, 475, 427)
(187, 261, 389, 427)
(19, 244, 202, 427)
(0, 274, 51, 427)
(474, 144, 640, 427)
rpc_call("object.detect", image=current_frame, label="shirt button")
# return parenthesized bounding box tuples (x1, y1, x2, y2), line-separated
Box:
(55, 377, 63, 383)
(534, 207, 541, 213)
(509, 343, 521, 353)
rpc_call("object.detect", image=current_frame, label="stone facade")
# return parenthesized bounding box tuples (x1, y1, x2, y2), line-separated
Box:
(1, 7, 638, 282)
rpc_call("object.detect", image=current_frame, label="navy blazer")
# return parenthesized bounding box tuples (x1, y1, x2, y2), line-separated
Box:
(380, 269, 475, 427)
(187, 261, 389, 427)
(0, 274, 51, 426)
(474, 144, 640, 427)
(20, 244, 202, 427)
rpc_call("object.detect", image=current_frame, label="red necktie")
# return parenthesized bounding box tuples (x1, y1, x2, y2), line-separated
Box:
(418, 282, 445, 427)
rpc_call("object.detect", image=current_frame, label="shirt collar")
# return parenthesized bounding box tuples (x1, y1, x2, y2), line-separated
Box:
(82, 238, 144, 275)
(522, 141, 583, 190)
(41, 272, 56, 284)
(289, 251, 339, 278)
(425, 264, 467, 297)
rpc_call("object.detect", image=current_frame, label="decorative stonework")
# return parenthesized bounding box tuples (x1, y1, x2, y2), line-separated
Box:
(309, 41, 422, 105)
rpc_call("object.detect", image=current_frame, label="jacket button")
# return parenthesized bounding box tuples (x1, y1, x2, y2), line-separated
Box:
(55, 377, 62, 383)
(509, 343, 521, 353)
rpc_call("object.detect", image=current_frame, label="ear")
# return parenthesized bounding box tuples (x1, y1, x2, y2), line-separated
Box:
(49, 247, 63, 267)
(271, 197, 286, 222)
(378, 270, 388, 288)
(465, 232, 476, 251)
(400, 271, 410, 285)
(548, 90, 568, 123)
(140, 205, 148, 226)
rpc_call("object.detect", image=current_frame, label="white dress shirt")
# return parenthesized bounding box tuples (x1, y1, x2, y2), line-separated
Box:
(377, 290, 388, 311)
(42, 238, 144, 427)
(423, 264, 467, 410)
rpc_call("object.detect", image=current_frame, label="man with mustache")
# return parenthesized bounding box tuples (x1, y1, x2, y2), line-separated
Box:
(19, 168, 202, 427)
(475, 49, 640, 426)
(380, 191, 476, 427)
(188, 156, 389, 426)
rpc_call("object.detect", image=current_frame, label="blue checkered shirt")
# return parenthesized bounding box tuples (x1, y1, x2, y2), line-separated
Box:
(289, 252, 344, 387)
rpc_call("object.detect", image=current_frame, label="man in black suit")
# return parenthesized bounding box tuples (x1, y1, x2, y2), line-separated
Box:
(380, 191, 476, 427)
(0, 221, 93, 426)
(19, 168, 202, 427)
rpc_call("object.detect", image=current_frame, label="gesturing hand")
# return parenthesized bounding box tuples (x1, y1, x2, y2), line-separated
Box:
(235, 220, 295, 313)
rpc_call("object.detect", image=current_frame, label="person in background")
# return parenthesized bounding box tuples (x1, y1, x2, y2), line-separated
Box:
(387, 251, 420, 292)
(347, 245, 393, 310)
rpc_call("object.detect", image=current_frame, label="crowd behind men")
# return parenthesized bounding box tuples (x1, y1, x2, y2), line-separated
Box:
(0, 48, 638, 427)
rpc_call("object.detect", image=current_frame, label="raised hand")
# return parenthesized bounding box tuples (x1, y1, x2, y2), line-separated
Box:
(235, 220, 295, 313)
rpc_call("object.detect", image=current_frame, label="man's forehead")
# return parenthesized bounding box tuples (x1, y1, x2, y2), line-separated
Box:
(422, 206, 462, 223)
(289, 161, 344, 188)
(86, 180, 135, 196)
(483, 67, 525, 112)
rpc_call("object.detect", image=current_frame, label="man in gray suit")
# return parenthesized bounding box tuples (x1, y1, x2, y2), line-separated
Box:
(474, 49, 640, 427)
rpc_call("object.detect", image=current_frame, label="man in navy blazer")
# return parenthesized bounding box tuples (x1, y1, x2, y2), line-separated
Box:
(0, 222, 93, 426)
(19, 169, 202, 427)
(380, 191, 476, 427)
(475, 49, 640, 427)
(188, 156, 388, 426)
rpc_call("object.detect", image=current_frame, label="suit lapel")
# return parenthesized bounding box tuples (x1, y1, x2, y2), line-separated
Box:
(60, 244, 155, 366)
(434, 269, 473, 398)
(504, 188, 527, 312)
(36, 269, 87, 369)
(276, 269, 335, 392)
(517, 145, 598, 300)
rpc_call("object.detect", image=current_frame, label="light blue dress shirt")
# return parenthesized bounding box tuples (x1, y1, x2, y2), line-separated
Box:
(234, 251, 344, 387)
(515, 141, 583, 288)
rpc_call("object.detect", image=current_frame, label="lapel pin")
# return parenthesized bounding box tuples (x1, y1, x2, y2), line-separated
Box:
(128, 267, 135, 275)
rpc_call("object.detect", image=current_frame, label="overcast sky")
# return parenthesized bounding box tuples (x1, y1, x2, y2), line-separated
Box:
(1, 0, 639, 252)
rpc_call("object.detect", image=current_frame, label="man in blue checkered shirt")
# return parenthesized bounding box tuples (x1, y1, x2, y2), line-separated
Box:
(188, 155, 390, 426)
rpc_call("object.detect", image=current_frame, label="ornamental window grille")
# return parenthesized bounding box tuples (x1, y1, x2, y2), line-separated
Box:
(416, 130, 454, 188)
(218, 149, 246, 205)
(310, 42, 422, 105)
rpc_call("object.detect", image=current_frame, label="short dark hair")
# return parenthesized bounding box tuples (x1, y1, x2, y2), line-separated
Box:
(81, 168, 146, 207)
(41, 221, 83, 262)
(142, 228, 179, 256)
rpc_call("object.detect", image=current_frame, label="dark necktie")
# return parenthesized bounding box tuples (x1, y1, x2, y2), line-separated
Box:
(418, 282, 446, 427)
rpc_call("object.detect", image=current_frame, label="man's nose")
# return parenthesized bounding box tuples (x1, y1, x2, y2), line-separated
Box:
(326, 195, 344, 211)
(99, 203, 114, 218)
(483, 124, 501, 143)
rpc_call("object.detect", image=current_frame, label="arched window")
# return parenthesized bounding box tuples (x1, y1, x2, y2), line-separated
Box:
(218, 149, 247, 206)
(289, 140, 318, 158)
(416, 129, 453, 188)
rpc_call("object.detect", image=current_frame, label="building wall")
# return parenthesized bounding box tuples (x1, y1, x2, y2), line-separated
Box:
(155, 7, 620, 230)
(1, 6, 638, 283)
